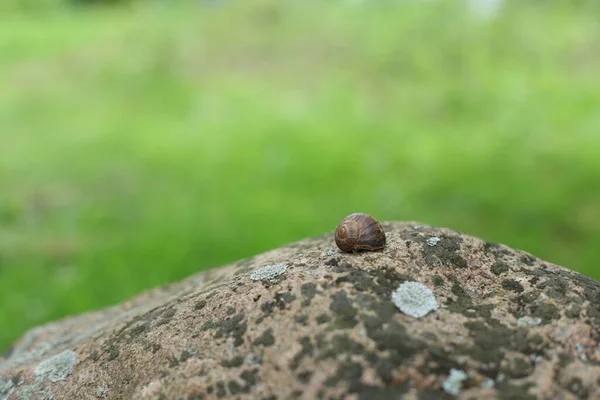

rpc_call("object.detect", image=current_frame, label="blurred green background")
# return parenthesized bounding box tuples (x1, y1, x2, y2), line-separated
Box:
(1, 0, 599, 352)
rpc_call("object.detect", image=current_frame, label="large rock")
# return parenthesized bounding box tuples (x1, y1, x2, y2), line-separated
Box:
(1, 222, 599, 400)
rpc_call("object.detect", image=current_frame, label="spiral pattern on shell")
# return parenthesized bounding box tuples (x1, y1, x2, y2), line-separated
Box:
(334, 213, 386, 253)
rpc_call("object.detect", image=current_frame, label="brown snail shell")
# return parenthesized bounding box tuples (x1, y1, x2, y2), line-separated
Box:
(335, 213, 386, 253)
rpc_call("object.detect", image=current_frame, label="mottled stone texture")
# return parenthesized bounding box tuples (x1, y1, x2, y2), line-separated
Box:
(1, 222, 599, 400)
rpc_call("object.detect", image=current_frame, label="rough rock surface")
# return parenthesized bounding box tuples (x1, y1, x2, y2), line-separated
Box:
(1, 222, 600, 400)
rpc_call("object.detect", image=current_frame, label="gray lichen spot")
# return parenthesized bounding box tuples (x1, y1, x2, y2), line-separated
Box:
(481, 378, 495, 389)
(426, 236, 441, 247)
(97, 385, 110, 398)
(391, 281, 438, 318)
(0, 340, 53, 374)
(250, 264, 287, 282)
(245, 354, 262, 365)
(326, 249, 338, 256)
(442, 368, 468, 395)
(40, 387, 54, 399)
(517, 316, 542, 327)
(575, 343, 588, 361)
(0, 376, 14, 400)
(19, 384, 54, 400)
(34, 350, 78, 383)
(530, 354, 544, 363)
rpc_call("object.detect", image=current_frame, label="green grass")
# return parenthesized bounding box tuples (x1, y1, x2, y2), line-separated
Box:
(1, 1, 600, 352)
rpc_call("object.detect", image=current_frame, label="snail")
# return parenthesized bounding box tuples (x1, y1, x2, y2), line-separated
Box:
(334, 213, 386, 253)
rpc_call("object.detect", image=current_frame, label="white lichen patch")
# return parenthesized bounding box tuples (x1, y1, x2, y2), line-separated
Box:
(18, 384, 54, 400)
(245, 354, 262, 365)
(392, 281, 438, 318)
(517, 316, 542, 327)
(426, 236, 441, 246)
(250, 264, 287, 282)
(97, 385, 110, 398)
(530, 354, 543, 363)
(0, 376, 15, 400)
(0, 340, 53, 374)
(442, 368, 468, 395)
(576, 343, 588, 361)
(34, 350, 78, 383)
(480, 378, 495, 389)
(326, 249, 338, 256)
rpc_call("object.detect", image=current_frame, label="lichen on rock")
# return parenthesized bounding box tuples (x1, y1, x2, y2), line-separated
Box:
(391, 281, 438, 318)
(442, 368, 468, 395)
(0, 376, 14, 400)
(0, 222, 599, 399)
(250, 263, 287, 282)
(34, 350, 78, 383)
(517, 316, 542, 327)
(426, 236, 441, 246)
